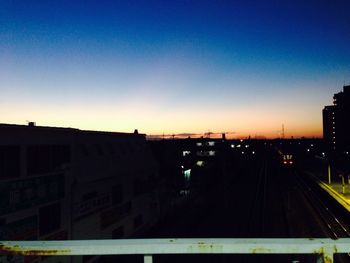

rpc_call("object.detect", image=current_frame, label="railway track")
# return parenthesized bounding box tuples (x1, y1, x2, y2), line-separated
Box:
(295, 170, 350, 262)
(295, 171, 350, 238)
(249, 157, 268, 236)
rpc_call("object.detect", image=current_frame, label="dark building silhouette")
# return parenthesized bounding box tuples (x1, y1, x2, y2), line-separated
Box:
(323, 85, 350, 153)
(0, 123, 163, 263)
(322, 105, 336, 151)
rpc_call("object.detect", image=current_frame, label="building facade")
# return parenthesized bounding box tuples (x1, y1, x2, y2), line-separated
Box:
(322, 105, 336, 151)
(323, 85, 350, 153)
(0, 123, 160, 263)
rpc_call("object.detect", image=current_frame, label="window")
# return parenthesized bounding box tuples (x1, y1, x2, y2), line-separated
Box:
(133, 215, 143, 229)
(112, 226, 124, 239)
(82, 191, 97, 201)
(106, 143, 115, 155)
(39, 203, 61, 236)
(27, 145, 70, 176)
(94, 144, 104, 156)
(207, 141, 215, 146)
(78, 144, 89, 156)
(133, 180, 152, 196)
(112, 184, 123, 205)
(0, 145, 20, 179)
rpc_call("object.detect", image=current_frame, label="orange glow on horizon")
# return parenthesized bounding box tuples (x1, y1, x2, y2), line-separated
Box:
(0, 100, 323, 139)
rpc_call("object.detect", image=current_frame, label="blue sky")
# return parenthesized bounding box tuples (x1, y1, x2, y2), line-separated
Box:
(1, 0, 350, 137)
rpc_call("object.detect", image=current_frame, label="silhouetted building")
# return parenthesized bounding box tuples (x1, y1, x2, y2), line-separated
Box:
(322, 105, 336, 151)
(0, 123, 160, 263)
(323, 85, 350, 153)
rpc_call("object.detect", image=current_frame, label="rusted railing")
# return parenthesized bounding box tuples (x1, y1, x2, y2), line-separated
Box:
(1, 238, 350, 263)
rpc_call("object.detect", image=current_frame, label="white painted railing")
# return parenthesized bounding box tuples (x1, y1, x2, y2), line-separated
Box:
(1, 238, 349, 263)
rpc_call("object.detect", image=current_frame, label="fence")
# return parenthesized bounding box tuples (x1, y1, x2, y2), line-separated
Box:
(1, 238, 350, 263)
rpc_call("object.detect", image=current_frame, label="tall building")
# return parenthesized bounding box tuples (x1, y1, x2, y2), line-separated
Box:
(322, 105, 336, 151)
(323, 85, 350, 153)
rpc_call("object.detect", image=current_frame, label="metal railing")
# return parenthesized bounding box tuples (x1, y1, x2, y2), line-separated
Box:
(1, 238, 350, 263)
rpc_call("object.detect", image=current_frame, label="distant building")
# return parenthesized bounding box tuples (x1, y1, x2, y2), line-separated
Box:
(322, 105, 336, 151)
(0, 123, 160, 263)
(323, 85, 350, 153)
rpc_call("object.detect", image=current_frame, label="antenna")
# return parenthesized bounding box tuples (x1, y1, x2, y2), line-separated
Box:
(282, 124, 285, 139)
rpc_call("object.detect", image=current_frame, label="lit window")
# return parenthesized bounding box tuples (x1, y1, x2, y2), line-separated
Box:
(184, 169, 191, 181)
(182, 150, 191, 157)
(196, 161, 204, 167)
(207, 141, 215, 146)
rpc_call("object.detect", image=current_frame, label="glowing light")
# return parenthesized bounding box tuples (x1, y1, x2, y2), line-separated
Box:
(252, 151, 255, 154)
(184, 169, 191, 181)
(307, 149, 310, 152)
(231, 144, 235, 148)
(196, 161, 204, 167)
(182, 151, 191, 157)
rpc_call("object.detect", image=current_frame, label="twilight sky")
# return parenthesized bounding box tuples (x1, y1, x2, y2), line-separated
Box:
(1, 0, 350, 138)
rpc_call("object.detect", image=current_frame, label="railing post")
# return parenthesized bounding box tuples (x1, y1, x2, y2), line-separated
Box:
(144, 254, 153, 263)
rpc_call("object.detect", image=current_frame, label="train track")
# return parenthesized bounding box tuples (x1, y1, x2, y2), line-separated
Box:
(295, 171, 350, 238)
(249, 157, 268, 236)
(295, 170, 350, 262)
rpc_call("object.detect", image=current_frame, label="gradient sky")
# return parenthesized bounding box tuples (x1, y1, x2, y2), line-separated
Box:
(1, 0, 350, 138)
